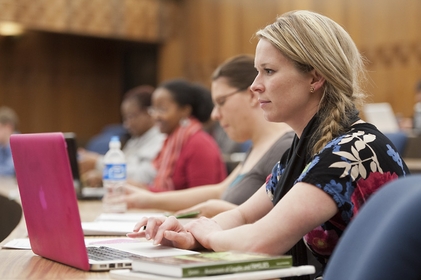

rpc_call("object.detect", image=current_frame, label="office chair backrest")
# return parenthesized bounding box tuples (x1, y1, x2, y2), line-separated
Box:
(0, 194, 22, 242)
(384, 131, 408, 156)
(323, 175, 421, 280)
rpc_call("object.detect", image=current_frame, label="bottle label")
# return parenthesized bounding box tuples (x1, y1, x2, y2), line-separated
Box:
(103, 163, 127, 180)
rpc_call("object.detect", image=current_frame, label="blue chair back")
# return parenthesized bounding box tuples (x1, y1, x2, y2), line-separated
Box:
(384, 131, 408, 155)
(323, 175, 421, 280)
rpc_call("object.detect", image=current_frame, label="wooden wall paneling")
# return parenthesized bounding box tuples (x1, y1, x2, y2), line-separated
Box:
(395, 0, 421, 118)
(238, 0, 275, 56)
(0, 0, 173, 42)
(359, 0, 421, 118)
(316, 0, 347, 23)
(181, 0, 218, 85)
(0, 0, 19, 22)
(119, 0, 160, 42)
(3, 0, 421, 141)
(15, 0, 68, 32)
(343, 0, 364, 46)
(214, 0, 244, 63)
(53, 35, 123, 142)
(278, 0, 315, 12)
(369, 0, 394, 105)
(68, 0, 120, 38)
(196, 0, 272, 80)
(156, 0, 183, 82)
(384, 0, 413, 115)
(0, 31, 123, 144)
(122, 44, 159, 91)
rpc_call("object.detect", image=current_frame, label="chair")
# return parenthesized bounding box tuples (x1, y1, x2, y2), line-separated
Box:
(0, 194, 22, 242)
(384, 131, 408, 155)
(85, 124, 128, 155)
(323, 175, 421, 280)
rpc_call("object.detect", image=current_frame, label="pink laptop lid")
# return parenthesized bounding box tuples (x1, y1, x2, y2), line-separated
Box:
(10, 132, 90, 271)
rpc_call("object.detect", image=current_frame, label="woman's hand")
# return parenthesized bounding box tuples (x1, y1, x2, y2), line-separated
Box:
(184, 217, 223, 250)
(81, 169, 103, 187)
(78, 148, 99, 174)
(102, 184, 153, 209)
(127, 216, 200, 250)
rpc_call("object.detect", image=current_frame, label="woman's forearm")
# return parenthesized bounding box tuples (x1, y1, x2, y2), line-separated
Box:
(148, 165, 241, 212)
(149, 184, 225, 212)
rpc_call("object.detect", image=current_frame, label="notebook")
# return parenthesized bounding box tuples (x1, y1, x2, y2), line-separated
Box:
(63, 132, 104, 200)
(10, 132, 198, 271)
(110, 265, 316, 280)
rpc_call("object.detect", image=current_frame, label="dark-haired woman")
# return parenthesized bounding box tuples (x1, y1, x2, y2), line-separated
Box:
(146, 79, 227, 192)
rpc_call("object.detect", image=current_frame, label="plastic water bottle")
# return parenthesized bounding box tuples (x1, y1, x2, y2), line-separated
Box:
(102, 136, 127, 213)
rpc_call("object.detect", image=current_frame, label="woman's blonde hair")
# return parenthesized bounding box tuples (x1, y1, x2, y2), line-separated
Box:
(256, 10, 367, 154)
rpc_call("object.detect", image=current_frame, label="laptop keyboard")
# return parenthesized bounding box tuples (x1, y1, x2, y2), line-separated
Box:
(87, 246, 136, 261)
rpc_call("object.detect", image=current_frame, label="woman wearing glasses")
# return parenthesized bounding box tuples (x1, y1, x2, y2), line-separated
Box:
(115, 55, 293, 217)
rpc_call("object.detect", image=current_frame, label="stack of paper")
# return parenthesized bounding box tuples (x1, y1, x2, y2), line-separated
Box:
(82, 212, 167, 236)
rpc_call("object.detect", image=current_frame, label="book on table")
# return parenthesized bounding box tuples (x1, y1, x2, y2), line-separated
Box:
(130, 251, 293, 278)
(110, 265, 316, 280)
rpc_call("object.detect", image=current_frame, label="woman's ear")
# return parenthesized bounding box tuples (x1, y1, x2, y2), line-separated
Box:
(181, 104, 193, 119)
(310, 69, 325, 92)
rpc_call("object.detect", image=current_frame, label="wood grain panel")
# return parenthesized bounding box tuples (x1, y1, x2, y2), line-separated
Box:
(0, 0, 173, 42)
(1, 0, 421, 146)
(0, 32, 157, 145)
(160, 0, 421, 120)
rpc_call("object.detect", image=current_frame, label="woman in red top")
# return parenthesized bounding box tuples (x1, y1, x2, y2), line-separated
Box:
(147, 79, 227, 192)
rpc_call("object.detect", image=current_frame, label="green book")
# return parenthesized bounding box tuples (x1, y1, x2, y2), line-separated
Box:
(130, 251, 292, 278)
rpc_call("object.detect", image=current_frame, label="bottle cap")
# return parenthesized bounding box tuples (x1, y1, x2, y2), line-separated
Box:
(109, 136, 121, 149)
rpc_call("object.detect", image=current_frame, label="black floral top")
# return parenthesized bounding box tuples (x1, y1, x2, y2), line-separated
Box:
(265, 123, 409, 261)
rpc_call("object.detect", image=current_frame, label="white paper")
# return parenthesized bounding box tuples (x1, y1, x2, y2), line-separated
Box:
(82, 221, 137, 236)
(95, 212, 166, 223)
(102, 241, 199, 258)
(2, 238, 31, 249)
(2, 237, 128, 250)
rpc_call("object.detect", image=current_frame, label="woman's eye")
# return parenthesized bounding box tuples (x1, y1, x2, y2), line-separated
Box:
(215, 98, 226, 107)
(265, 69, 274, 75)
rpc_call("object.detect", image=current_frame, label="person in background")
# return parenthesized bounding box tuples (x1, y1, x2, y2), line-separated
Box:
(128, 10, 409, 277)
(0, 106, 19, 176)
(129, 78, 227, 192)
(84, 124, 129, 155)
(78, 85, 165, 186)
(113, 55, 294, 217)
(204, 119, 252, 174)
(204, 120, 249, 156)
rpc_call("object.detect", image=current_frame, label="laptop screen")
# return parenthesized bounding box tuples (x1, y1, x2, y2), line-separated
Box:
(10, 132, 91, 271)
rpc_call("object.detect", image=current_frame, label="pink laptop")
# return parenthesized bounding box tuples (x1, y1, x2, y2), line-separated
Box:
(10, 132, 197, 271)
(11, 132, 94, 270)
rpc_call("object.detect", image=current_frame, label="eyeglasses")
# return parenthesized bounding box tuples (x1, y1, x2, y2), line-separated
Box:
(123, 112, 142, 122)
(214, 88, 245, 109)
(147, 107, 167, 116)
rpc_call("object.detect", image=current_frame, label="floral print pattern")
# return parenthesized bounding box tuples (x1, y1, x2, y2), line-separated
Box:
(266, 123, 409, 261)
